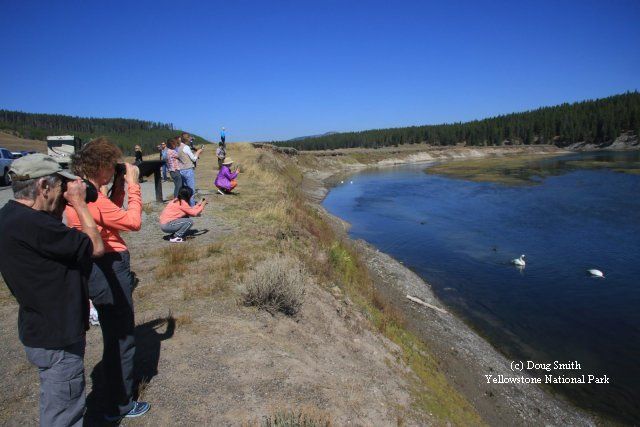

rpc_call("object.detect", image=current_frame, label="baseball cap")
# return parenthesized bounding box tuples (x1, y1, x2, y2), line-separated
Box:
(9, 153, 79, 181)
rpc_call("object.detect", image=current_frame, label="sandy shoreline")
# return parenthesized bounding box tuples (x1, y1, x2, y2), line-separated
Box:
(303, 146, 596, 426)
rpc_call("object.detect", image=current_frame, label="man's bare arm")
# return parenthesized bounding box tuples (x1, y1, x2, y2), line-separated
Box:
(65, 179, 105, 257)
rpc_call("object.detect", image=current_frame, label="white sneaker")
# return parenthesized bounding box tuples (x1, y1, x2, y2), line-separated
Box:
(169, 236, 184, 243)
(89, 301, 100, 326)
(217, 188, 225, 195)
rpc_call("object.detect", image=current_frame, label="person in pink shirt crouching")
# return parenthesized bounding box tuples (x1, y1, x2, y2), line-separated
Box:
(159, 186, 207, 243)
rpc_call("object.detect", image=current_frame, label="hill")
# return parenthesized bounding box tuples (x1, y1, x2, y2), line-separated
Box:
(0, 110, 210, 156)
(273, 91, 640, 150)
(288, 131, 338, 141)
(0, 131, 47, 153)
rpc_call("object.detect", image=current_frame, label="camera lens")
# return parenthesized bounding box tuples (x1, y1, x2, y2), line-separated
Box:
(84, 180, 98, 203)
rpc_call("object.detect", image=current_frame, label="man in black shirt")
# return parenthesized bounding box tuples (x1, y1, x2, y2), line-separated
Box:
(0, 154, 104, 427)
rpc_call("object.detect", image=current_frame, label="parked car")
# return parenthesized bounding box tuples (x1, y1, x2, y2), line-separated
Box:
(0, 147, 14, 186)
(11, 152, 23, 159)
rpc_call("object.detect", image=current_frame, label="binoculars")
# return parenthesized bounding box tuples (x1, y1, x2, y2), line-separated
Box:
(62, 179, 98, 203)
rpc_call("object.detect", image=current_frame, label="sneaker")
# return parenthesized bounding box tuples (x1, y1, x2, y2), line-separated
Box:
(217, 188, 225, 195)
(104, 401, 150, 421)
(169, 236, 184, 243)
(89, 302, 100, 326)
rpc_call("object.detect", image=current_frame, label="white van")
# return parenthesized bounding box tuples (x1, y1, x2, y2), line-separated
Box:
(46, 135, 83, 167)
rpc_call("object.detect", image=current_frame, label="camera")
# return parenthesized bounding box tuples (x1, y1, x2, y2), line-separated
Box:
(62, 179, 98, 203)
(84, 179, 98, 203)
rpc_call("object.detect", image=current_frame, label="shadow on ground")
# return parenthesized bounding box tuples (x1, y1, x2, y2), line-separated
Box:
(161, 228, 210, 241)
(84, 316, 175, 426)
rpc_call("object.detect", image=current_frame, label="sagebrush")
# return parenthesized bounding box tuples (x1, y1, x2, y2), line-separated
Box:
(242, 255, 307, 315)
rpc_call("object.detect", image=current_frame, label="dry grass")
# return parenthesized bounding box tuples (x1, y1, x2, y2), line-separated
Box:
(242, 256, 308, 316)
(174, 313, 193, 326)
(260, 410, 331, 427)
(243, 406, 332, 427)
(141, 202, 155, 215)
(154, 245, 199, 280)
(205, 241, 224, 256)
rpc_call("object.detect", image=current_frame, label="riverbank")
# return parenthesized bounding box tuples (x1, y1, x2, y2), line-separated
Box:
(0, 142, 596, 425)
(296, 145, 596, 425)
(298, 144, 568, 202)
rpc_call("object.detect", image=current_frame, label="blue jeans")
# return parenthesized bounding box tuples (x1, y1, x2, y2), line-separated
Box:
(160, 218, 193, 238)
(169, 170, 182, 199)
(179, 168, 196, 206)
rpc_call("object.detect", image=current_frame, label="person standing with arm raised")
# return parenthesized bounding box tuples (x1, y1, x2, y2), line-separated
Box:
(0, 154, 104, 427)
(65, 137, 150, 422)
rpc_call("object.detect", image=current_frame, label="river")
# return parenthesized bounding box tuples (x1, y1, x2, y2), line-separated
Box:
(323, 150, 640, 423)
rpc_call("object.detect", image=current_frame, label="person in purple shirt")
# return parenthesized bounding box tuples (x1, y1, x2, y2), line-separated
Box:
(214, 157, 240, 195)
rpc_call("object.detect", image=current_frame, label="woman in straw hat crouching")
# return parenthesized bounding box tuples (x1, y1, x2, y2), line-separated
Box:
(214, 157, 240, 195)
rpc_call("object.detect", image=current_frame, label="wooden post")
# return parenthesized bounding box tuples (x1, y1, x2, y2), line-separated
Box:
(154, 165, 163, 202)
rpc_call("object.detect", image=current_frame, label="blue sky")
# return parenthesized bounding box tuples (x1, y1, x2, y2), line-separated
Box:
(1, 0, 639, 142)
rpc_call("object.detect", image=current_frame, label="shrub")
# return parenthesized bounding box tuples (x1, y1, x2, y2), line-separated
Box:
(260, 409, 330, 427)
(242, 256, 307, 315)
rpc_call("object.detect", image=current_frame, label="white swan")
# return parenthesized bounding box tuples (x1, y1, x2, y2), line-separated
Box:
(511, 254, 526, 267)
(588, 269, 604, 278)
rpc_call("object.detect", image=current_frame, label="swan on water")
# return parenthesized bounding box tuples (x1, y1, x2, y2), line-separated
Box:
(340, 180, 344, 184)
(588, 269, 604, 278)
(511, 254, 526, 267)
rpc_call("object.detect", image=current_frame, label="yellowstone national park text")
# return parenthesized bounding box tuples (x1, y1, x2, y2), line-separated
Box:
(484, 374, 610, 384)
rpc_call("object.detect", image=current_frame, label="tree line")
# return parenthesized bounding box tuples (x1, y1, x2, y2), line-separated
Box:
(0, 110, 208, 154)
(271, 91, 640, 150)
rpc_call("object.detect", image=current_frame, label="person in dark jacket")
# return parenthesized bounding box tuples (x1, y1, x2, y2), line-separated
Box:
(134, 145, 143, 165)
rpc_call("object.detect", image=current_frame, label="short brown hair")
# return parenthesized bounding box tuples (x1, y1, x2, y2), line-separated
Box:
(71, 137, 123, 180)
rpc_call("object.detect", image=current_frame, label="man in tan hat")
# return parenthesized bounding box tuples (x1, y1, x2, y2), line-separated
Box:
(0, 154, 104, 426)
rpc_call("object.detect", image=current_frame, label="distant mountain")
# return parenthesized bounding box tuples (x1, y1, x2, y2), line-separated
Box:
(273, 91, 640, 151)
(288, 131, 338, 141)
(0, 110, 209, 155)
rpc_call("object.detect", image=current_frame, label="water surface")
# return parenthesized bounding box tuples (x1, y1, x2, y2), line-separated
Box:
(323, 151, 640, 423)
